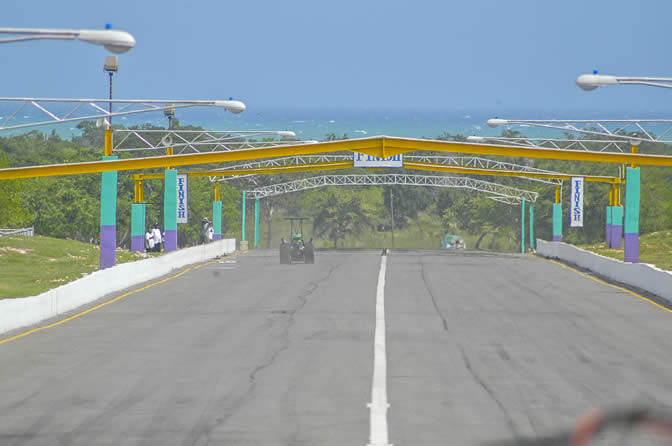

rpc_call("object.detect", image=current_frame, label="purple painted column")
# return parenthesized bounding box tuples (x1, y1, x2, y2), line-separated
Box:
(99, 156, 118, 269)
(610, 206, 623, 249)
(163, 169, 178, 252)
(605, 206, 612, 246)
(624, 167, 640, 263)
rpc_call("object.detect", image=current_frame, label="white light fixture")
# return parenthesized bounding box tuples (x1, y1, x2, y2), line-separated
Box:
(0, 27, 136, 53)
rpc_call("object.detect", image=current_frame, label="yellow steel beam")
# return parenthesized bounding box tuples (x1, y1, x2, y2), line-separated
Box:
(403, 162, 620, 184)
(2, 136, 672, 181)
(136, 160, 619, 184)
(133, 161, 353, 180)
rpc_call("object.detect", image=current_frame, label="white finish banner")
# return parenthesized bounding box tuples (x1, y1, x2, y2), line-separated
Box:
(177, 173, 189, 224)
(570, 177, 584, 227)
(353, 152, 403, 168)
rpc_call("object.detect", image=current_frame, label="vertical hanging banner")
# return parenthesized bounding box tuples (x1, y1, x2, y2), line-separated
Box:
(176, 173, 189, 224)
(570, 177, 584, 227)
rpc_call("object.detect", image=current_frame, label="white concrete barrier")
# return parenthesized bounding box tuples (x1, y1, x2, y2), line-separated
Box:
(0, 239, 237, 336)
(536, 239, 672, 305)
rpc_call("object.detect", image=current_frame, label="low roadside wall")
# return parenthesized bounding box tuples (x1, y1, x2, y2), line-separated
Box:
(0, 239, 236, 336)
(536, 239, 672, 305)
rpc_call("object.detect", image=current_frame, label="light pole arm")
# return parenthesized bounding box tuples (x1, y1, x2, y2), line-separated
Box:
(576, 73, 672, 91)
(0, 27, 136, 53)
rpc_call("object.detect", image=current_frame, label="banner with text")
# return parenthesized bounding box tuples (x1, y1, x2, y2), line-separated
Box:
(177, 173, 189, 224)
(570, 176, 584, 227)
(353, 152, 403, 168)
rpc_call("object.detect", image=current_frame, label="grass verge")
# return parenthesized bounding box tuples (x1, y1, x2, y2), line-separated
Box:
(0, 235, 151, 299)
(579, 230, 672, 271)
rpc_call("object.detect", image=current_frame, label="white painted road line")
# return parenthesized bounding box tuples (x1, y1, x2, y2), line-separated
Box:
(368, 254, 391, 446)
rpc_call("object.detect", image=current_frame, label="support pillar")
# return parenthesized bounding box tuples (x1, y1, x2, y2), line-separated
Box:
(606, 185, 613, 246)
(99, 129, 117, 269)
(552, 184, 562, 241)
(131, 203, 146, 252)
(241, 191, 246, 241)
(624, 167, 640, 262)
(552, 203, 563, 241)
(254, 198, 260, 248)
(610, 205, 623, 249)
(529, 202, 535, 249)
(213, 184, 222, 241)
(606, 206, 612, 246)
(163, 169, 178, 252)
(521, 197, 526, 253)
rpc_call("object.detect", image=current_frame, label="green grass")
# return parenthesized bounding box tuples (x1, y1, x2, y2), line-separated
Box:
(579, 230, 672, 271)
(0, 235, 150, 299)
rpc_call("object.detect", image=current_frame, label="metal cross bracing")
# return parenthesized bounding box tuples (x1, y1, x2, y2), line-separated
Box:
(112, 129, 310, 154)
(5, 136, 672, 181)
(0, 98, 244, 132)
(210, 154, 564, 185)
(487, 118, 672, 146)
(244, 173, 539, 203)
(468, 136, 631, 153)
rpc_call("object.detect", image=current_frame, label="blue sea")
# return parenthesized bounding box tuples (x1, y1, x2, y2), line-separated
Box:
(2, 105, 672, 141)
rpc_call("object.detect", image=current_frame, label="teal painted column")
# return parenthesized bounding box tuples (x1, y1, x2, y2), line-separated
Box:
(212, 201, 222, 241)
(521, 197, 526, 253)
(163, 169, 178, 252)
(130, 203, 146, 252)
(610, 206, 623, 249)
(552, 203, 563, 241)
(254, 198, 260, 248)
(241, 191, 246, 241)
(529, 202, 534, 250)
(624, 167, 640, 262)
(99, 155, 118, 269)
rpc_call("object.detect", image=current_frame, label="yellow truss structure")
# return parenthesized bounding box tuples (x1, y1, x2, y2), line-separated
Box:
(2, 136, 670, 181)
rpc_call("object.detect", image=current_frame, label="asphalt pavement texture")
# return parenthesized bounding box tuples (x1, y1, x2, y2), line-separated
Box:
(0, 249, 670, 446)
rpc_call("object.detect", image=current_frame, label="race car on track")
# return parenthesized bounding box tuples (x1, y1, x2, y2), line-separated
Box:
(280, 217, 314, 264)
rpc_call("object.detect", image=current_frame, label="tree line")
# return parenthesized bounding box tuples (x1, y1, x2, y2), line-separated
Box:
(2, 123, 671, 252)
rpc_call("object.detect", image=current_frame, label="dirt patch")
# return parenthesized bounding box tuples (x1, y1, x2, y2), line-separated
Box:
(0, 246, 32, 254)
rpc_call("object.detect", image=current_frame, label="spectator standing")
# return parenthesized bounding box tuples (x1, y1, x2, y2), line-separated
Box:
(199, 217, 211, 244)
(152, 223, 163, 252)
(145, 229, 155, 252)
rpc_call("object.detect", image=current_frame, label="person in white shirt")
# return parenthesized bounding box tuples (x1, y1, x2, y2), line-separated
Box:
(145, 230, 155, 252)
(152, 223, 163, 252)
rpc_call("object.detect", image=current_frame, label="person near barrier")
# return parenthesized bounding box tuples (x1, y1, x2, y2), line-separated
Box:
(152, 223, 163, 252)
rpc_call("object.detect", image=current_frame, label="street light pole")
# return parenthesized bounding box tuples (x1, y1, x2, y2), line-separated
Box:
(576, 71, 672, 90)
(0, 27, 136, 53)
(104, 56, 118, 126)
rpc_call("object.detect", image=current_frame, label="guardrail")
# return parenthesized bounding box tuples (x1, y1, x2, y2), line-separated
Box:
(536, 239, 672, 305)
(0, 227, 34, 237)
(0, 238, 237, 336)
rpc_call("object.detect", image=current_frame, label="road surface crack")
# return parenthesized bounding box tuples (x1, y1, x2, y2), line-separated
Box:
(420, 262, 449, 332)
(458, 344, 520, 437)
(248, 264, 339, 384)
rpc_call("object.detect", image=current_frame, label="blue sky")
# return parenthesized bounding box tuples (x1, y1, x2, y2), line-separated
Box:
(3, 0, 672, 112)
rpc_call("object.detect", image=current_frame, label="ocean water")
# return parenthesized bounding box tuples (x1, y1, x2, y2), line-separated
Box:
(2, 105, 672, 142)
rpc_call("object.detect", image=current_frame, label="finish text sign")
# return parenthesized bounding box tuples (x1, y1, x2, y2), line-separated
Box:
(177, 174, 189, 224)
(570, 177, 584, 227)
(353, 152, 403, 168)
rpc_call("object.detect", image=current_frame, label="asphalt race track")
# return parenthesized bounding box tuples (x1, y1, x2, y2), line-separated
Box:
(0, 250, 670, 445)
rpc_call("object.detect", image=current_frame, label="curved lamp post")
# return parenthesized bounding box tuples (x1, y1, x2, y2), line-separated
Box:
(0, 27, 136, 53)
(576, 72, 672, 91)
(574, 71, 667, 263)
